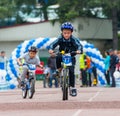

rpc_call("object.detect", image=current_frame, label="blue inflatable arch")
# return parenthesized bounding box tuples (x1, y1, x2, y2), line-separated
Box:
(5, 37, 105, 89)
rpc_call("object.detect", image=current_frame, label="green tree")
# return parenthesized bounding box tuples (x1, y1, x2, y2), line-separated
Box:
(100, 0, 120, 49)
(15, 0, 57, 23)
(14, 0, 36, 23)
(38, 0, 57, 20)
(0, 0, 15, 19)
(57, 0, 120, 49)
(57, 0, 98, 23)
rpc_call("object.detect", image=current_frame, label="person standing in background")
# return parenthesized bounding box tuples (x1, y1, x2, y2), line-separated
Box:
(86, 56, 92, 87)
(109, 49, 119, 87)
(79, 53, 88, 87)
(117, 51, 120, 60)
(88, 61, 98, 86)
(47, 52, 58, 88)
(0, 51, 8, 70)
(114, 49, 118, 56)
(104, 50, 110, 87)
(43, 65, 50, 88)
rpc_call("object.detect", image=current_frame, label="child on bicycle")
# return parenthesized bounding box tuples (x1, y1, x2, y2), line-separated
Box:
(48, 22, 83, 96)
(17, 46, 43, 86)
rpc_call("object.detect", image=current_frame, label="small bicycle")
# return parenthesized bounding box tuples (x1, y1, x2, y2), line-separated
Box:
(57, 51, 77, 100)
(21, 64, 36, 99)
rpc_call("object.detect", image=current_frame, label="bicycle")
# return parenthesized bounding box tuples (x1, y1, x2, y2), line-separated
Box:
(20, 64, 36, 99)
(56, 51, 77, 100)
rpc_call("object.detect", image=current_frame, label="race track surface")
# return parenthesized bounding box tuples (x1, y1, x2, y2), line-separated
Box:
(0, 81, 120, 116)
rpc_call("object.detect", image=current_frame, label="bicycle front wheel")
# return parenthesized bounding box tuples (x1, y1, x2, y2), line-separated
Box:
(62, 68, 69, 100)
(22, 85, 27, 99)
(28, 79, 35, 99)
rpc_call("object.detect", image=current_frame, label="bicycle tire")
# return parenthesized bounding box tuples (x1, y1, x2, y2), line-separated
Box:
(28, 79, 35, 99)
(62, 68, 69, 100)
(22, 85, 27, 99)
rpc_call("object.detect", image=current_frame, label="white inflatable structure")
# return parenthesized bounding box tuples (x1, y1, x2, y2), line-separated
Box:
(0, 70, 10, 91)
(1, 37, 106, 89)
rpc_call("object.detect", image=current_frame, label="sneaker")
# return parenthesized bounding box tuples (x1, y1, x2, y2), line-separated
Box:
(105, 84, 110, 87)
(70, 87, 77, 97)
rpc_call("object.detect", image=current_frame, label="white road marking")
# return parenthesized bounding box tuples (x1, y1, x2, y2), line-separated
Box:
(72, 109, 82, 116)
(88, 88, 102, 102)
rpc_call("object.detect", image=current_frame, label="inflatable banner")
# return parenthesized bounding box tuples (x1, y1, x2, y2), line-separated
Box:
(1, 37, 106, 89)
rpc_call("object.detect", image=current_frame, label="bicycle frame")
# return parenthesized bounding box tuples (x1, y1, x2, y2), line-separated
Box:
(21, 64, 36, 99)
(61, 53, 72, 100)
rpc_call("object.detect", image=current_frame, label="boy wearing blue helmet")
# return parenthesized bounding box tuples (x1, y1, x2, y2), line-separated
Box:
(48, 22, 83, 96)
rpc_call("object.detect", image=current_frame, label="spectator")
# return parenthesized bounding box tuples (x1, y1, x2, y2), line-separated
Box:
(0, 51, 8, 70)
(86, 56, 92, 87)
(109, 49, 119, 87)
(79, 53, 88, 87)
(43, 66, 50, 88)
(117, 51, 120, 59)
(104, 50, 110, 87)
(115, 60, 120, 71)
(47, 52, 58, 88)
(87, 61, 98, 87)
(114, 49, 118, 55)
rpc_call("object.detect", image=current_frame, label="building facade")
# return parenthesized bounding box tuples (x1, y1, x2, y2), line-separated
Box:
(0, 17, 112, 58)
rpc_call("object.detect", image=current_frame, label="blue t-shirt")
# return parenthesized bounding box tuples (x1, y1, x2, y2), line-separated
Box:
(104, 55, 110, 71)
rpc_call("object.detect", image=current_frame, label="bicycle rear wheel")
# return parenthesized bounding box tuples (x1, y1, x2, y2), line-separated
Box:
(62, 68, 69, 100)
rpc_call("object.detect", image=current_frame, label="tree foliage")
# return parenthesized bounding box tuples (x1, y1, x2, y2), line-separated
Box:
(57, 0, 103, 23)
(57, 0, 120, 49)
(0, 0, 120, 49)
(99, 0, 120, 49)
(38, 0, 57, 20)
(0, 0, 58, 25)
(0, 0, 15, 19)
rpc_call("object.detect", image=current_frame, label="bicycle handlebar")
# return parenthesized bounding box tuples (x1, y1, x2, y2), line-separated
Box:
(53, 50, 78, 56)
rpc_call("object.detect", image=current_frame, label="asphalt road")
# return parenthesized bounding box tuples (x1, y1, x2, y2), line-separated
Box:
(0, 81, 120, 116)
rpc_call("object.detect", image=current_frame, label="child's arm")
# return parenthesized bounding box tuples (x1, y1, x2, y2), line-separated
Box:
(36, 57, 44, 69)
(16, 53, 26, 66)
(17, 58, 23, 66)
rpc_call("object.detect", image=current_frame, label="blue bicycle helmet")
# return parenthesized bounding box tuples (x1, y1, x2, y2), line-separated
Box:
(61, 22, 74, 32)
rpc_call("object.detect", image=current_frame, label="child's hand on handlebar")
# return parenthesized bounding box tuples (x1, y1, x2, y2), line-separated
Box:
(76, 50, 81, 54)
(19, 62, 23, 66)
